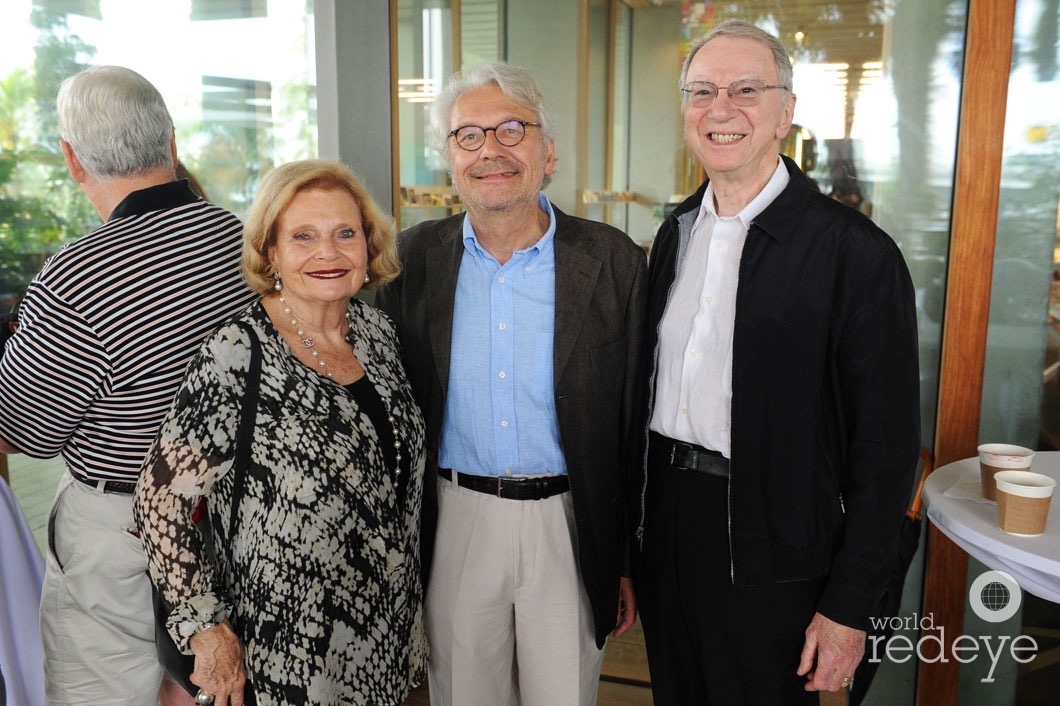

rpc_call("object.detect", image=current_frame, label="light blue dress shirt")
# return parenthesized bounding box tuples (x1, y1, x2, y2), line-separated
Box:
(439, 194, 567, 477)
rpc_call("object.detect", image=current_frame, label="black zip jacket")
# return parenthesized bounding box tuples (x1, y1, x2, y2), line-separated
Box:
(635, 156, 921, 631)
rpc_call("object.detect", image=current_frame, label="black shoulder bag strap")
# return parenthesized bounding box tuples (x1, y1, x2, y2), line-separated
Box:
(226, 322, 262, 538)
(155, 322, 262, 703)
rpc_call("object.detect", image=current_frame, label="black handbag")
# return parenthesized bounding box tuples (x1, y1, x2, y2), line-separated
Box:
(151, 324, 261, 702)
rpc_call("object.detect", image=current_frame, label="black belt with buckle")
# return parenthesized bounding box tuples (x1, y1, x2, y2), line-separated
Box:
(649, 431, 730, 479)
(438, 468, 570, 501)
(73, 473, 137, 495)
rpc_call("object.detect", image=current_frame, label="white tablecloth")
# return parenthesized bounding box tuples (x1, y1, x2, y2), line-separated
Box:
(924, 453, 1060, 603)
(0, 478, 46, 706)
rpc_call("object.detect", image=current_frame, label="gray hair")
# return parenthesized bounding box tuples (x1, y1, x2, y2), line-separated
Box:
(57, 66, 175, 179)
(430, 61, 557, 163)
(680, 20, 793, 93)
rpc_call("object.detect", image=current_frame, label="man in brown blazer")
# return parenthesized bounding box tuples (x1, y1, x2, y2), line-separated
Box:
(376, 61, 646, 706)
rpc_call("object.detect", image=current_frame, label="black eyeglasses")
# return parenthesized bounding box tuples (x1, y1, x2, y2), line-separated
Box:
(448, 120, 541, 151)
(680, 79, 789, 108)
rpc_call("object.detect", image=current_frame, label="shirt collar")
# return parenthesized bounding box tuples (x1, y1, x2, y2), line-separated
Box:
(461, 192, 557, 260)
(700, 157, 790, 228)
(108, 179, 200, 222)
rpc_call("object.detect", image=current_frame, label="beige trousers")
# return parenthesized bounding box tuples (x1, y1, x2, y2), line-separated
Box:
(425, 475, 606, 706)
(40, 472, 163, 706)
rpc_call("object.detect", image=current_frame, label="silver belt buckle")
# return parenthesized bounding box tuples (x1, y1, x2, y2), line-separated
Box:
(497, 476, 504, 497)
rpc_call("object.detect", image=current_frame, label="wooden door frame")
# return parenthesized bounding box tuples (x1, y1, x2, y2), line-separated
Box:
(916, 0, 1017, 703)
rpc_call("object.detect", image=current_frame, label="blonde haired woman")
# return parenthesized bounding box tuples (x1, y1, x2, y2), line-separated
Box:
(136, 159, 426, 706)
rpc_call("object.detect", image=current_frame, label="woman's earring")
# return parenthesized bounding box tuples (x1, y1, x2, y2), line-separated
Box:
(273, 276, 282, 291)
(364, 273, 370, 284)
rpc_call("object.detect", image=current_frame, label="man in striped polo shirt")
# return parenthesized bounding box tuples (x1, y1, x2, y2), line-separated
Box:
(0, 66, 254, 706)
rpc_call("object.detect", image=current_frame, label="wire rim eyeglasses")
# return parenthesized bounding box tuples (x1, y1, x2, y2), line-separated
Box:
(448, 120, 541, 151)
(680, 79, 789, 108)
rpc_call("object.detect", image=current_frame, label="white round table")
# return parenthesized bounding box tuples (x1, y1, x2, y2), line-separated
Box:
(923, 452, 1060, 603)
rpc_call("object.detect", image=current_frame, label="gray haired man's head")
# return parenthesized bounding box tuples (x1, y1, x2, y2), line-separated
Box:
(680, 20, 794, 92)
(430, 60, 558, 174)
(57, 65, 175, 179)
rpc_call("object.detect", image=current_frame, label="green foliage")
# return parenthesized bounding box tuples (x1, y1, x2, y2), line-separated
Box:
(2, 2, 319, 301)
(183, 121, 274, 220)
(0, 3, 100, 301)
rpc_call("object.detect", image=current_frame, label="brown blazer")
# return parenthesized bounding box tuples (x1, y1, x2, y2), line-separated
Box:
(375, 204, 647, 647)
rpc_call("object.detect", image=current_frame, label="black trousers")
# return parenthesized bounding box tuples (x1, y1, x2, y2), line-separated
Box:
(636, 454, 825, 706)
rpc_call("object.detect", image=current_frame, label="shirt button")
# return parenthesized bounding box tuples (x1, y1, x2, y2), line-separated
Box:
(500, 420, 509, 428)
(498, 371, 506, 379)
(499, 322, 507, 330)
(705, 296, 713, 305)
(690, 348, 700, 358)
(681, 407, 689, 415)
(714, 242, 724, 249)
(525, 266, 532, 272)
(498, 276, 505, 284)
(505, 468, 513, 475)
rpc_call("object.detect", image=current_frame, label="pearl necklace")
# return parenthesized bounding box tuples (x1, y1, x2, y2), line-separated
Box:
(276, 294, 402, 474)
(386, 404, 403, 474)
(278, 294, 349, 379)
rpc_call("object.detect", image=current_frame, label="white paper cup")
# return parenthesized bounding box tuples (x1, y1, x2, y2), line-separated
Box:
(995, 470, 1055, 536)
(978, 443, 1034, 501)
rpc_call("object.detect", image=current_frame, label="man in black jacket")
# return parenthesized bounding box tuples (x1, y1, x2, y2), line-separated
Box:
(634, 20, 920, 706)
(377, 61, 645, 706)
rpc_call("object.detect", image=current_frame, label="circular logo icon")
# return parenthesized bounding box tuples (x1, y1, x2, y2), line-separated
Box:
(968, 570, 1021, 623)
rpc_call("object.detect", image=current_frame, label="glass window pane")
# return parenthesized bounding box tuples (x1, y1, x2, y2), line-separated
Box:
(462, 0, 503, 69)
(395, 0, 459, 229)
(982, 1, 1060, 701)
(583, 0, 634, 234)
(0, 0, 316, 307)
(984, 0, 1060, 451)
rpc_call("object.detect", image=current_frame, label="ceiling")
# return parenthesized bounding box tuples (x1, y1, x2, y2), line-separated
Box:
(450, 0, 893, 79)
(624, 0, 891, 69)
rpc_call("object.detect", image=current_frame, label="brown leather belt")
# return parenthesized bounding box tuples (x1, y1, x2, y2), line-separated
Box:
(438, 467, 570, 500)
(649, 431, 730, 479)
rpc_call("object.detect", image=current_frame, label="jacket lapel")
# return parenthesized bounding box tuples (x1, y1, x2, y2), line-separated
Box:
(425, 219, 464, 401)
(553, 208, 601, 387)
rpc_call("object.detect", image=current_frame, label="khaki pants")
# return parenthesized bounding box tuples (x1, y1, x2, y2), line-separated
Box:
(426, 475, 606, 706)
(41, 472, 163, 706)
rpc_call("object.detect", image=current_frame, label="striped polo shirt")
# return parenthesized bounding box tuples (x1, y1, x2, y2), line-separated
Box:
(0, 180, 255, 484)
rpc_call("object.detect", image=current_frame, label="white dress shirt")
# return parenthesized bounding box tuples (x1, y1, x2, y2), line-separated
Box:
(650, 159, 790, 457)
